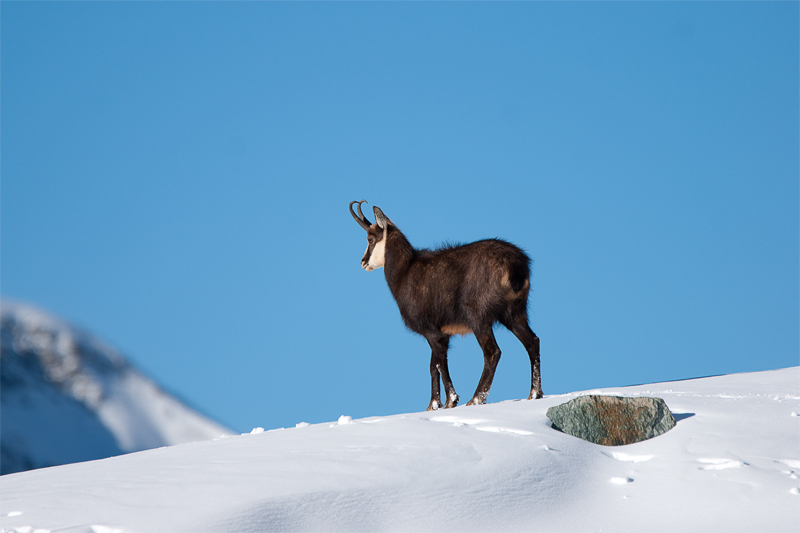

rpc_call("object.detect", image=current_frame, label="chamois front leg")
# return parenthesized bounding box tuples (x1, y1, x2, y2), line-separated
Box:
(425, 334, 459, 410)
(427, 354, 442, 411)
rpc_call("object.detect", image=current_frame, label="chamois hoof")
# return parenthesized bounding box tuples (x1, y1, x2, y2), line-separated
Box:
(444, 396, 459, 409)
(427, 399, 443, 411)
(465, 397, 486, 407)
(528, 390, 544, 400)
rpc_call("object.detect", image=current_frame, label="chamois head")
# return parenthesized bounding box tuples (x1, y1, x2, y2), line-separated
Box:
(349, 200, 391, 271)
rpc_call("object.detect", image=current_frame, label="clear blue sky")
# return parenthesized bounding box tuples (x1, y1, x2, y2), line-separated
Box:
(2, 2, 797, 433)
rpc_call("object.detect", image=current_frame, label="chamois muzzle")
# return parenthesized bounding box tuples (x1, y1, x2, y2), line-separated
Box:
(349, 200, 372, 231)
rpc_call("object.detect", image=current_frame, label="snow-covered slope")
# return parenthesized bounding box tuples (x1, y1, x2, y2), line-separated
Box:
(1, 367, 797, 533)
(0, 301, 232, 475)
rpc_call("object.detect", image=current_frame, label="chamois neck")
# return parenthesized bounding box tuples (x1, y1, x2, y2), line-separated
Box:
(383, 228, 415, 295)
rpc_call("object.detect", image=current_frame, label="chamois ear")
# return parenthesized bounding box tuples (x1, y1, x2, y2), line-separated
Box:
(373, 206, 389, 229)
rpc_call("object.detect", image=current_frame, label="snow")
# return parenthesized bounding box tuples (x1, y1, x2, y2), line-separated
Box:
(1, 367, 798, 533)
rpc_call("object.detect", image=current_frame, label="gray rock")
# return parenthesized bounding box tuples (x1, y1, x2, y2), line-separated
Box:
(546, 395, 676, 446)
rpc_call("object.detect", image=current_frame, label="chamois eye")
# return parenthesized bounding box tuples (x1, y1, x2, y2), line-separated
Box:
(368, 237, 375, 244)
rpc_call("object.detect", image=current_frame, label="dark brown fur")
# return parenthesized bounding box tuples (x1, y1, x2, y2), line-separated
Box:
(354, 202, 542, 410)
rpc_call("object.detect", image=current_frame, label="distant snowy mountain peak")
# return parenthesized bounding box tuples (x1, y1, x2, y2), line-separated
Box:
(0, 300, 232, 475)
(2, 301, 127, 406)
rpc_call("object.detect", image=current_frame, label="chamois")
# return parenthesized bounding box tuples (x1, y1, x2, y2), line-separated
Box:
(350, 200, 542, 410)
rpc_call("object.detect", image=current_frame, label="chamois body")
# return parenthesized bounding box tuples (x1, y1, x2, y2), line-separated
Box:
(350, 201, 542, 410)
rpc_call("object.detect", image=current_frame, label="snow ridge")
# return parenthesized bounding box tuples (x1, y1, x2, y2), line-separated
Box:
(1, 366, 797, 533)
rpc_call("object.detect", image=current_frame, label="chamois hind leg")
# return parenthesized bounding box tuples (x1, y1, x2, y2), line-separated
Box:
(505, 314, 542, 399)
(466, 325, 502, 406)
(425, 334, 458, 410)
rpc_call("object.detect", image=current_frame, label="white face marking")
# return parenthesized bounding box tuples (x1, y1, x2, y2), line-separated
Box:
(362, 237, 386, 271)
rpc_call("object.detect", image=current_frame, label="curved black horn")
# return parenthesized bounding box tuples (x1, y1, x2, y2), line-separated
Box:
(349, 200, 372, 231)
(356, 201, 370, 224)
